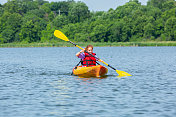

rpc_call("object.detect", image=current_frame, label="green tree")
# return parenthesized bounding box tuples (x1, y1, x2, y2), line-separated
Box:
(0, 12, 11, 33)
(115, 0, 141, 19)
(1, 29, 14, 43)
(0, 33, 4, 43)
(131, 15, 148, 38)
(48, 11, 55, 22)
(35, 0, 48, 6)
(147, 0, 166, 9)
(147, 0, 175, 11)
(19, 14, 47, 42)
(162, 0, 176, 11)
(0, 5, 3, 16)
(41, 22, 55, 42)
(165, 17, 176, 40)
(129, 0, 141, 4)
(68, 1, 90, 23)
(53, 15, 68, 28)
(110, 20, 129, 42)
(40, 3, 51, 14)
(144, 23, 155, 39)
(26, 9, 45, 18)
(90, 24, 107, 42)
(3, 0, 38, 15)
(154, 18, 164, 38)
(50, 1, 71, 16)
(162, 8, 176, 21)
(0, 13, 22, 42)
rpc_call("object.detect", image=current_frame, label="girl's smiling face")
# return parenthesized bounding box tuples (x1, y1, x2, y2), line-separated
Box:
(87, 47, 93, 54)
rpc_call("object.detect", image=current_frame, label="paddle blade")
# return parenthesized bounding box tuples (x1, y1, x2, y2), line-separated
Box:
(116, 70, 132, 77)
(54, 30, 69, 41)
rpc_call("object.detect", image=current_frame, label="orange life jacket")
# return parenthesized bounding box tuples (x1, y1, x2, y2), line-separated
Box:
(82, 52, 96, 67)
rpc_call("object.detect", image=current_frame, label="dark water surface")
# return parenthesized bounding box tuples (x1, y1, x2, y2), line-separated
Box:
(0, 47, 176, 117)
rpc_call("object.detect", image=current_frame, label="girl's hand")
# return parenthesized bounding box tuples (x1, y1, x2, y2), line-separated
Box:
(80, 49, 85, 53)
(98, 59, 104, 62)
(76, 49, 85, 57)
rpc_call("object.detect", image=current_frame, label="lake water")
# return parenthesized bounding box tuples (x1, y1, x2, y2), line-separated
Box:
(0, 47, 176, 117)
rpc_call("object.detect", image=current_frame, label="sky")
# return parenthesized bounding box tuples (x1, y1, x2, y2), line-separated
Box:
(0, 0, 149, 11)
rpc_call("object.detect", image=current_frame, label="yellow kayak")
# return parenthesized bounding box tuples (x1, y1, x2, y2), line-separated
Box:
(72, 65, 108, 78)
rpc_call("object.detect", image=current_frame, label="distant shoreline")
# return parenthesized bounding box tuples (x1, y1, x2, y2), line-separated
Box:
(0, 41, 176, 48)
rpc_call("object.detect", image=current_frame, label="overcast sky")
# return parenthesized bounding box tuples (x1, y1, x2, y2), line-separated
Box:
(0, 0, 149, 11)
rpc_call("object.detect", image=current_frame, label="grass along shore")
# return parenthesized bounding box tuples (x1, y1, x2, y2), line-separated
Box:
(0, 41, 176, 48)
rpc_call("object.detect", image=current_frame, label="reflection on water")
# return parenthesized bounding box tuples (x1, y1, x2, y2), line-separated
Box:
(49, 79, 72, 116)
(0, 47, 176, 117)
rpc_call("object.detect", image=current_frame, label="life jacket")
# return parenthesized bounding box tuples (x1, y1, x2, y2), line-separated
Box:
(82, 52, 96, 67)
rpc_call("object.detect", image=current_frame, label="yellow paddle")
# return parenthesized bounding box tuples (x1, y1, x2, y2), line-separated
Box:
(54, 30, 132, 77)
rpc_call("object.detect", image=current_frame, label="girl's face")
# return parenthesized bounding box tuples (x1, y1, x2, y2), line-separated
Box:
(87, 47, 93, 54)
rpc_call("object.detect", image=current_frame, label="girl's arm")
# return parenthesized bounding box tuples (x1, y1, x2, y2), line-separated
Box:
(76, 49, 85, 57)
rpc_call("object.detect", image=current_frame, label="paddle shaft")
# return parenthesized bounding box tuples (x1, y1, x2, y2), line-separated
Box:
(69, 41, 83, 50)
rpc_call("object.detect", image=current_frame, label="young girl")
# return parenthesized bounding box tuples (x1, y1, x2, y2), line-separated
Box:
(76, 45, 103, 67)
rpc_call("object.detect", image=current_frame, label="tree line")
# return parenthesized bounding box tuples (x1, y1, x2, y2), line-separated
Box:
(0, 0, 175, 43)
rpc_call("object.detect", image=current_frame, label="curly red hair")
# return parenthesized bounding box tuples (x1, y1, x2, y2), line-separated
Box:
(85, 45, 93, 51)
